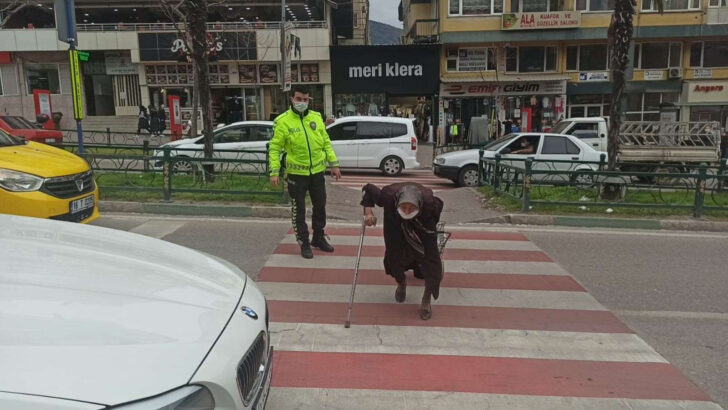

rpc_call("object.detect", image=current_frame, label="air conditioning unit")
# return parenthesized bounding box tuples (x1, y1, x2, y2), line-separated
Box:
(669, 68, 683, 79)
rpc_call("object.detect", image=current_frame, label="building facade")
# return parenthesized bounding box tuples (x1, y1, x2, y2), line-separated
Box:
(400, 0, 728, 140)
(0, 0, 357, 129)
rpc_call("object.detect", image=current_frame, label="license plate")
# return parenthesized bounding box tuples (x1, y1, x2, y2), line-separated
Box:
(253, 347, 274, 410)
(70, 195, 95, 214)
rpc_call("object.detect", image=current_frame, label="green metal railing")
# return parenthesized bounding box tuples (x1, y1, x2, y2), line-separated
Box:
(478, 151, 728, 217)
(58, 144, 286, 202)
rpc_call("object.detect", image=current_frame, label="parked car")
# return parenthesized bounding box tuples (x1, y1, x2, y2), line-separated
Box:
(157, 117, 421, 176)
(155, 121, 274, 172)
(0, 115, 63, 144)
(0, 129, 98, 222)
(0, 214, 273, 409)
(433, 133, 607, 187)
(326, 116, 420, 175)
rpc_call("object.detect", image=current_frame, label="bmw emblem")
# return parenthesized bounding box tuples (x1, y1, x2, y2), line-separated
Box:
(241, 306, 258, 320)
(310, 121, 316, 130)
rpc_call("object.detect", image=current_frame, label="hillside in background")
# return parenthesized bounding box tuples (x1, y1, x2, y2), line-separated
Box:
(369, 20, 402, 45)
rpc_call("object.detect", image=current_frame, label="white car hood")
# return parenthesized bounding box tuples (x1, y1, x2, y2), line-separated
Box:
(0, 216, 247, 406)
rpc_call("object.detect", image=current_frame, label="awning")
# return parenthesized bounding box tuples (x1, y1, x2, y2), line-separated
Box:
(440, 74, 570, 83)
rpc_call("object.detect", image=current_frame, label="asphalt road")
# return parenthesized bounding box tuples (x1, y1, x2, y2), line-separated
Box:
(525, 227, 728, 408)
(92, 215, 728, 408)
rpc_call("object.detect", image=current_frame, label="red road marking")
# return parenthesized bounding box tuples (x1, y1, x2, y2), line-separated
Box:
(273, 243, 552, 262)
(258, 267, 585, 291)
(288, 228, 530, 241)
(271, 351, 710, 401)
(268, 301, 632, 333)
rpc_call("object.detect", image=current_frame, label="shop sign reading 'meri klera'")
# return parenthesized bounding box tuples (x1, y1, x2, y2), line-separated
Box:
(348, 63, 424, 79)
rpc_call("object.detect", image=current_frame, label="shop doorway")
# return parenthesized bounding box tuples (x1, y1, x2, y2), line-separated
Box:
(210, 88, 262, 125)
(83, 74, 115, 116)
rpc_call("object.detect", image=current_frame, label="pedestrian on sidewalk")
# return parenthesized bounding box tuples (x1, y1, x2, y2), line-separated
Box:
(137, 105, 150, 135)
(269, 85, 342, 259)
(361, 182, 444, 320)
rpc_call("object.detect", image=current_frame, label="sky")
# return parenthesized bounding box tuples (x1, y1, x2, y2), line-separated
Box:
(368, 0, 403, 28)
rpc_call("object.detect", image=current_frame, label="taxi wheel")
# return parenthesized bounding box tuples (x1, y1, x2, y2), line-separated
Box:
(173, 157, 194, 174)
(457, 165, 478, 187)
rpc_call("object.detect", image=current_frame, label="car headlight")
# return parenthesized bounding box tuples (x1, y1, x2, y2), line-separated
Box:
(0, 168, 44, 192)
(110, 385, 214, 409)
(434, 157, 446, 165)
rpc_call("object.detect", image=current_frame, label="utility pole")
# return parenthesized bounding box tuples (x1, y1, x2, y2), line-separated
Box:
(280, 0, 285, 90)
(55, 0, 84, 154)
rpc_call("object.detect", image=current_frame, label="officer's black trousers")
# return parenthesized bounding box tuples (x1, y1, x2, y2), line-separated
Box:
(287, 172, 327, 242)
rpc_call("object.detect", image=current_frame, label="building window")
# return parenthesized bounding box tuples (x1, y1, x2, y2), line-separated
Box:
(625, 92, 680, 121)
(506, 46, 557, 73)
(566, 44, 609, 71)
(642, 0, 699, 11)
(24, 63, 61, 95)
(575, 0, 615, 11)
(709, 0, 727, 6)
(446, 47, 496, 72)
(449, 0, 504, 15)
(633, 43, 682, 69)
(291, 63, 320, 82)
(568, 94, 610, 118)
(511, 0, 561, 12)
(690, 41, 728, 68)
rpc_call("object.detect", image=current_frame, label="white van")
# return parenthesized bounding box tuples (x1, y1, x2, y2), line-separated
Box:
(326, 116, 420, 176)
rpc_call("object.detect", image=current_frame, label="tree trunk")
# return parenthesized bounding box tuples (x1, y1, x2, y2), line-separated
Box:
(607, 0, 635, 170)
(186, 0, 214, 181)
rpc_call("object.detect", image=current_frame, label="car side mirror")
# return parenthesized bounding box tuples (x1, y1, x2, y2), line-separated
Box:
(501, 147, 511, 154)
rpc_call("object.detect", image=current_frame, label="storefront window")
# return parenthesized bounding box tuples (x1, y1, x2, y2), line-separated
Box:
(690, 42, 728, 68)
(568, 94, 609, 118)
(576, 0, 614, 11)
(25, 63, 60, 94)
(449, 0, 504, 15)
(507, 46, 557, 73)
(625, 92, 680, 121)
(335, 93, 386, 117)
(566, 44, 609, 71)
(503, 95, 557, 131)
(690, 106, 728, 131)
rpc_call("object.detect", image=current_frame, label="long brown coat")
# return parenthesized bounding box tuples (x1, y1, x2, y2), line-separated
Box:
(360, 182, 444, 298)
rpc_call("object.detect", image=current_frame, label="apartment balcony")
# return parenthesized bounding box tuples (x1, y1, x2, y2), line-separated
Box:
(404, 19, 439, 44)
(74, 21, 327, 32)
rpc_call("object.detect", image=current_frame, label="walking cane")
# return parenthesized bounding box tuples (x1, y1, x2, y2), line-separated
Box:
(345, 216, 367, 328)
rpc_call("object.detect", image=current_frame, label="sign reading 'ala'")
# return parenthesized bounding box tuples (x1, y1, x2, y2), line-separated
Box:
(348, 63, 424, 79)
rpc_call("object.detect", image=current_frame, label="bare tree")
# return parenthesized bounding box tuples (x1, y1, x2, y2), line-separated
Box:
(607, 0, 663, 170)
(159, 0, 218, 179)
(0, 0, 38, 28)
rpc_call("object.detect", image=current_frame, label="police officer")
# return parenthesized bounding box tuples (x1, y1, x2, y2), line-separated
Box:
(269, 85, 342, 259)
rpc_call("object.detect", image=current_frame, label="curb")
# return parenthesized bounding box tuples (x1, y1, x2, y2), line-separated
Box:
(99, 201, 290, 219)
(99, 201, 728, 232)
(502, 213, 728, 232)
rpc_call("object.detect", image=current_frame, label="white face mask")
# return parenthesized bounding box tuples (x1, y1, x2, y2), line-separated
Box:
(398, 207, 419, 220)
(293, 101, 308, 113)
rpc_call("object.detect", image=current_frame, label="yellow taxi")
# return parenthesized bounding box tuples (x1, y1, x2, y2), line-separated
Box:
(0, 129, 99, 223)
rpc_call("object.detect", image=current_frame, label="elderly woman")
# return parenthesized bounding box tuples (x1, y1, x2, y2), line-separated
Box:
(361, 182, 444, 320)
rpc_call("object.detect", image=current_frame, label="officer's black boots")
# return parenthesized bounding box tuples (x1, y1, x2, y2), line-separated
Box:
(300, 240, 314, 259)
(311, 233, 334, 253)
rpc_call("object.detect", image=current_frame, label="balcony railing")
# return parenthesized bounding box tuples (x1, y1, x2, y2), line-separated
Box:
(75, 21, 327, 32)
(405, 19, 439, 44)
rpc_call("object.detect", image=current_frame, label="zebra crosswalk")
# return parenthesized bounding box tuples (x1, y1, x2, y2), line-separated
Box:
(259, 225, 722, 409)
